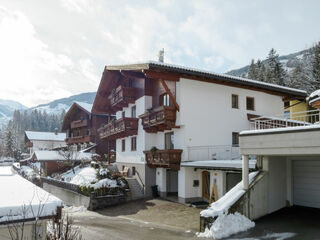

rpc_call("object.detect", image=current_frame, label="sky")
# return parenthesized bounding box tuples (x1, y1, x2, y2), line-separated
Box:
(0, 0, 319, 107)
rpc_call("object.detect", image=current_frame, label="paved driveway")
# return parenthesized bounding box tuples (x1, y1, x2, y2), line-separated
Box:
(228, 206, 320, 240)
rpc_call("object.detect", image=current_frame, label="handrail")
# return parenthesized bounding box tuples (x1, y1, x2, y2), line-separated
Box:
(135, 170, 145, 194)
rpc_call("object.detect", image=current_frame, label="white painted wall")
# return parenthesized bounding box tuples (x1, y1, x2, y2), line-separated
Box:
(177, 78, 284, 161)
(30, 140, 66, 153)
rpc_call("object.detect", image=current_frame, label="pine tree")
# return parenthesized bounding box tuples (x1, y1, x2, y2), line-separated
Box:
(4, 127, 15, 158)
(248, 59, 258, 80)
(265, 48, 287, 85)
(313, 42, 320, 89)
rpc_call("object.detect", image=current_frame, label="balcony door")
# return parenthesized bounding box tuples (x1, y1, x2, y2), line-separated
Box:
(202, 171, 210, 201)
(165, 132, 174, 150)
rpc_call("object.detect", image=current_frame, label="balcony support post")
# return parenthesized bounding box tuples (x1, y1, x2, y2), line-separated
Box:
(242, 155, 249, 190)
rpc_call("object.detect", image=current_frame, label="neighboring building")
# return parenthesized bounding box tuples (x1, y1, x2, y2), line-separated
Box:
(92, 61, 306, 201)
(25, 130, 66, 155)
(31, 150, 92, 176)
(61, 102, 115, 157)
(0, 166, 62, 240)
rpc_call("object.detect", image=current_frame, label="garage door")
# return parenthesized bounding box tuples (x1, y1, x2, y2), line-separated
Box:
(293, 160, 320, 208)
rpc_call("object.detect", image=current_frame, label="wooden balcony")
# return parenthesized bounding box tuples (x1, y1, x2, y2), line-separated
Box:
(144, 149, 183, 170)
(108, 85, 137, 110)
(71, 119, 88, 129)
(99, 117, 139, 140)
(139, 106, 177, 133)
(66, 135, 92, 145)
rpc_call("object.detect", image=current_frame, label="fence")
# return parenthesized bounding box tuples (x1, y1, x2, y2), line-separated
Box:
(41, 177, 82, 194)
(249, 109, 320, 130)
(187, 145, 241, 161)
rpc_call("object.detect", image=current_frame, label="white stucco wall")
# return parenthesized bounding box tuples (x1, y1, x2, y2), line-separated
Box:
(177, 78, 284, 161)
(31, 140, 66, 153)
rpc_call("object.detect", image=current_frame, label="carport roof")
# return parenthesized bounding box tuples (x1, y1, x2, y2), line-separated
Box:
(181, 160, 256, 170)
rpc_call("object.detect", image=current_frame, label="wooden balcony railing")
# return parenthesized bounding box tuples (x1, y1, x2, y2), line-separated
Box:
(139, 106, 177, 133)
(144, 149, 183, 170)
(66, 135, 92, 145)
(71, 119, 88, 129)
(108, 85, 137, 110)
(99, 117, 139, 140)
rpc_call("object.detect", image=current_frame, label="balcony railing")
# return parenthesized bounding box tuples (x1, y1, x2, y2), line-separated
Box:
(139, 106, 177, 133)
(187, 145, 241, 162)
(71, 119, 88, 129)
(99, 117, 139, 139)
(144, 149, 183, 170)
(66, 135, 92, 145)
(249, 109, 319, 130)
(108, 85, 137, 110)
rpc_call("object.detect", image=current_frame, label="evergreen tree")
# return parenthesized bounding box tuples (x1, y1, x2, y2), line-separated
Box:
(4, 127, 15, 158)
(313, 42, 320, 89)
(265, 48, 287, 85)
(248, 59, 258, 80)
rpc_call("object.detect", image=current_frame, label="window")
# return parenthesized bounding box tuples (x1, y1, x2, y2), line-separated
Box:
(232, 132, 239, 146)
(165, 132, 174, 150)
(246, 97, 255, 111)
(122, 111, 125, 118)
(159, 93, 172, 107)
(131, 105, 136, 118)
(122, 139, 125, 152)
(131, 137, 137, 151)
(232, 94, 239, 109)
(132, 166, 136, 176)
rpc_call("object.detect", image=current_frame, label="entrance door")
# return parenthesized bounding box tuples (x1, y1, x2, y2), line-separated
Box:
(202, 171, 210, 201)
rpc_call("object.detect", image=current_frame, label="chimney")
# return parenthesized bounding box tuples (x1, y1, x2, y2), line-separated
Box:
(54, 128, 58, 135)
(158, 48, 164, 63)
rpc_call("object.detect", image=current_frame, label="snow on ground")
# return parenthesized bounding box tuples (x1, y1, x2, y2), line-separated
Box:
(201, 171, 259, 218)
(20, 165, 36, 177)
(197, 212, 255, 239)
(60, 165, 118, 188)
(0, 166, 62, 223)
(62, 166, 97, 185)
(64, 205, 87, 213)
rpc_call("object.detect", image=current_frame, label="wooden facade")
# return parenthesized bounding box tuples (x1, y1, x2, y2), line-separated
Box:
(62, 102, 116, 156)
(98, 117, 139, 140)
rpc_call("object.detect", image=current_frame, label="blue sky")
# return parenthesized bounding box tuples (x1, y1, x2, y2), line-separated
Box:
(0, 0, 319, 107)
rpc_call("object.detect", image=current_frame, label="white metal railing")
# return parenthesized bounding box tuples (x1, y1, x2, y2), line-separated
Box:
(250, 109, 320, 130)
(187, 145, 240, 162)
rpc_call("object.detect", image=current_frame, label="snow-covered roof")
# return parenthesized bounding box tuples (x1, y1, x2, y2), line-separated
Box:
(74, 101, 93, 113)
(181, 160, 256, 169)
(32, 150, 93, 162)
(309, 96, 320, 105)
(25, 131, 66, 142)
(106, 61, 307, 97)
(0, 166, 62, 224)
(240, 124, 320, 136)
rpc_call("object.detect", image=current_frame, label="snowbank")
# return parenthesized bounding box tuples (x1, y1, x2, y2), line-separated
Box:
(60, 166, 118, 189)
(197, 212, 255, 239)
(201, 171, 259, 218)
(64, 205, 87, 213)
(20, 165, 36, 177)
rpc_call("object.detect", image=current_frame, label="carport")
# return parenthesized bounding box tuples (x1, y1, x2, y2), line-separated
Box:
(239, 125, 320, 218)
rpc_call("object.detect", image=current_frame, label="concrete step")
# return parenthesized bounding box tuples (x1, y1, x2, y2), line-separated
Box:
(126, 178, 144, 200)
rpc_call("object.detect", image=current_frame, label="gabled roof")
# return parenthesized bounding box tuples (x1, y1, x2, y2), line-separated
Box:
(61, 102, 93, 131)
(0, 166, 62, 224)
(74, 101, 93, 113)
(106, 61, 307, 97)
(25, 131, 66, 142)
(32, 150, 93, 162)
(93, 61, 307, 114)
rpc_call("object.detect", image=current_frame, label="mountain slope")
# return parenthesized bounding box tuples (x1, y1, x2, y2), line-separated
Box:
(0, 100, 27, 127)
(226, 49, 310, 77)
(29, 92, 96, 114)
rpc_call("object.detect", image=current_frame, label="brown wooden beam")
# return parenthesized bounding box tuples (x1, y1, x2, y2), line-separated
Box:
(160, 79, 180, 112)
(144, 70, 180, 81)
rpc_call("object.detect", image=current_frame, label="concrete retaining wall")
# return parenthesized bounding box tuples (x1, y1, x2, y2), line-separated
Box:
(43, 182, 90, 208)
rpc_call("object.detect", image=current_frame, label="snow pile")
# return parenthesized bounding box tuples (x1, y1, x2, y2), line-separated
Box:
(197, 212, 255, 239)
(99, 168, 109, 175)
(20, 166, 36, 177)
(201, 171, 259, 218)
(90, 178, 118, 189)
(62, 166, 97, 185)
